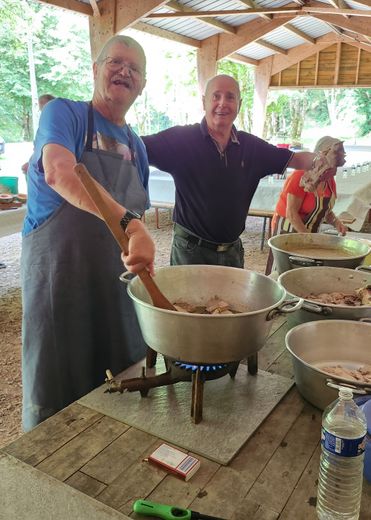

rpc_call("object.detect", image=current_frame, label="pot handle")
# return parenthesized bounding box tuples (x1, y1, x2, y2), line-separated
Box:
(288, 255, 324, 267)
(326, 379, 371, 395)
(355, 265, 371, 273)
(359, 317, 371, 323)
(119, 271, 137, 285)
(266, 298, 304, 320)
(301, 301, 333, 316)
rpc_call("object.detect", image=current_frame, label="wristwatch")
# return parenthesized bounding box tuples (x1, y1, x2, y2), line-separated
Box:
(120, 209, 141, 231)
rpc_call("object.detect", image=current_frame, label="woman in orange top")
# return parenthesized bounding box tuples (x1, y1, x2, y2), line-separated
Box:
(271, 136, 347, 235)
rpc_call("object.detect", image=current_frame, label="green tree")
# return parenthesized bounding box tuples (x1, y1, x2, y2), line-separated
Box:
(353, 89, 371, 136)
(0, 0, 92, 141)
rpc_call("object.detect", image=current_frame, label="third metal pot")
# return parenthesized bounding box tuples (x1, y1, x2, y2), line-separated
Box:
(285, 320, 371, 410)
(268, 233, 370, 275)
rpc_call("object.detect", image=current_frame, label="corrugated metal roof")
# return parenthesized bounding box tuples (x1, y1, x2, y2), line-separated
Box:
(139, 0, 369, 57)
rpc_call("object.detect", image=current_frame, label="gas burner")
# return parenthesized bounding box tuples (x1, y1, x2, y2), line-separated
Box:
(173, 362, 227, 372)
(105, 348, 249, 424)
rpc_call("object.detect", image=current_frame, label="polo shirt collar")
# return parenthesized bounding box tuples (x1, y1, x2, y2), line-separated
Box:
(200, 117, 240, 145)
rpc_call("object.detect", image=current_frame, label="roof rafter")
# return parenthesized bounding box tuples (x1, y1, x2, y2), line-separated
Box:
(312, 13, 371, 38)
(166, 0, 236, 35)
(284, 23, 316, 43)
(256, 39, 288, 54)
(238, 0, 272, 21)
(133, 21, 200, 47)
(224, 53, 259, 66)
(145, 7, 371, 18)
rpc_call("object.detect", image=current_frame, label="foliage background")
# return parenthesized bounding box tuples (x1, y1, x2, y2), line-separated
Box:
(0, 0, 370, 145)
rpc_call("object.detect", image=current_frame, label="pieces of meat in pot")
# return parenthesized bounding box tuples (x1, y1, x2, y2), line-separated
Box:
(321, 364, 371, 384)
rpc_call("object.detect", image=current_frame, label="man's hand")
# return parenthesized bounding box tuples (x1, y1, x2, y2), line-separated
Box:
(122, 219, 155, 276)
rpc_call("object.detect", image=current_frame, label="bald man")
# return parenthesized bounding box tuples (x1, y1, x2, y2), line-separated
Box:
(142, 74, 315, 268)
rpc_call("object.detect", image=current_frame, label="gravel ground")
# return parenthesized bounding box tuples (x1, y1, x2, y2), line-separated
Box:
(0, 210, 269, 448)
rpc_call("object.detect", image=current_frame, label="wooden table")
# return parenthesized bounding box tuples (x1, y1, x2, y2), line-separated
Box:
(1, 318, 370, 519)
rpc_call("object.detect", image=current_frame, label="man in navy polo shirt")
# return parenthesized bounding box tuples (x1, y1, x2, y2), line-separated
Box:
(142, 74, 315, 268)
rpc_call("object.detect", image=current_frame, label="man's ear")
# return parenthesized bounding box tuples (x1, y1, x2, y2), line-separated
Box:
(238, 97, 242, 113)
(202, 95, 206, 110)
(93, 62, 98, 80)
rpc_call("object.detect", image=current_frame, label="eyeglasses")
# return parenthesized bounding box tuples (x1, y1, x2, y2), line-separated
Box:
(101, 57, 144, 77)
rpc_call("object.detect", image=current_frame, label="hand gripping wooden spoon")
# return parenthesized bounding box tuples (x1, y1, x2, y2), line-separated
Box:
(74, 163, 176, 311)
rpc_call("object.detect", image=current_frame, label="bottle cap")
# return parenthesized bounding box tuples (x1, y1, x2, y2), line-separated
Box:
(339, 386, 353, 399)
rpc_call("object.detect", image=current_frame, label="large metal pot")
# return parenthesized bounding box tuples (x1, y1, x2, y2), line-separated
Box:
(278, 266, 371, 328)
(285, 320, 371, 410)
(268, 233, 370, 274)
(121, 265, 303, 364)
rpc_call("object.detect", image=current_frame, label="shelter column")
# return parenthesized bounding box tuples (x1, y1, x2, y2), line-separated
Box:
(252, 57, 273, 137)
(197, 35, 218, 94)
(89, 0, 116, 61)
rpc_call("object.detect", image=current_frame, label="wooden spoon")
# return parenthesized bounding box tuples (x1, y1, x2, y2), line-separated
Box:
(74, 163, 176, 311)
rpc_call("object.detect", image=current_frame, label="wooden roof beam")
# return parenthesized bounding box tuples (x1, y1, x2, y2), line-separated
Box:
(145, 7, 371, 18)
(133, 21, 200, 47)
(89, 0, 100, 17)
(38, 0, 93, 16)
(216, 16, 295, 59)
(238, 0, 272, 21)
(352, 0, 371, 6)
(256, 39, 288, 54)
(166, 0, 236, 35)
(312, 13, 371, 38)
(284, 23, 316, 43)
(327, 0, 350, 19)
(267, 33, 342, 75)
(224, 53, 259, 66)
(115, 0, 168, 32)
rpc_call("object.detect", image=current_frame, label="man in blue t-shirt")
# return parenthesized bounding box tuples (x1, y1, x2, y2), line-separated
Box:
(142, 74, 316, 268)
(21, 35, 155, 431)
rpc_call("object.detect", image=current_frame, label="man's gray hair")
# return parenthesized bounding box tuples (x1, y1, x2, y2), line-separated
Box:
(96, 35, 146, 71)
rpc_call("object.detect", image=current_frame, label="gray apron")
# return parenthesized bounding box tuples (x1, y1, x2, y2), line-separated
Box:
(21, 104, 148, 431)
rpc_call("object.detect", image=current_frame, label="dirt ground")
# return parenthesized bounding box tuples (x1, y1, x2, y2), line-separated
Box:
(0, 209, 268, 449)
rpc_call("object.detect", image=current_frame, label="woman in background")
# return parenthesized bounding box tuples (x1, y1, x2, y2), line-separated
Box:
(271, 136, 347, 236)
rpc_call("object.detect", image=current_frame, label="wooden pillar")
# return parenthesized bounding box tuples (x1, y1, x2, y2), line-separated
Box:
(197, 35, 219, 94)
(252, 57, 273, 137)
(88, 0, 116, 61)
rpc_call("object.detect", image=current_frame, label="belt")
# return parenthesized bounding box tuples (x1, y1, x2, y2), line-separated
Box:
(175, 226, 238, 252)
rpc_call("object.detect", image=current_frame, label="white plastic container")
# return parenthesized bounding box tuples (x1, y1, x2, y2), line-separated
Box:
(316, 387, 367, 520)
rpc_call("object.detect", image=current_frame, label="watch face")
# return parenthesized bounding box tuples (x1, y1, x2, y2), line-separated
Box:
(120, 210, 141, 231)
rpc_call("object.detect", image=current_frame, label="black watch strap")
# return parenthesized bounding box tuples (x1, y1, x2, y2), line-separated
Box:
(120, 210, 141, 231)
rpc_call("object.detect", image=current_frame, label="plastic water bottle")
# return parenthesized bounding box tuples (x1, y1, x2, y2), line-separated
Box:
(316, 387, 367, 520)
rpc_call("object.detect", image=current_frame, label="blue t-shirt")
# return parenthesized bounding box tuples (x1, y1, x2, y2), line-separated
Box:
(23, 99, 149, 235)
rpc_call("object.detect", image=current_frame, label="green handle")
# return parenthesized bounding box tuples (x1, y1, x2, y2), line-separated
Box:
(133, 499, 191, 520)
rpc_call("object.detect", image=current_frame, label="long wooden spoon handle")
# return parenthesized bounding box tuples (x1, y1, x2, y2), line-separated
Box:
(74, 163, 176, 311)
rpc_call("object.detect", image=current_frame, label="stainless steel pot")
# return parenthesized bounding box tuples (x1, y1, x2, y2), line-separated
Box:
(278, 266, 371, 328)
(121, 265, 303, 364)
(268, 233, 370, 274)
(285, 320, 371, 410)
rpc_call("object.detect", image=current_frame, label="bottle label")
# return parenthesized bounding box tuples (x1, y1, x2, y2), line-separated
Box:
(321, 427, 366, 457)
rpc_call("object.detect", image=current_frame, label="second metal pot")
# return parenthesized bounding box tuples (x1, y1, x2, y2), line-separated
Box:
(278, 266, 371, 328)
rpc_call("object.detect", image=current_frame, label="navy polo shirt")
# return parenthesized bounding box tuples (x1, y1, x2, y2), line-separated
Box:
(142, 118, 292, 243)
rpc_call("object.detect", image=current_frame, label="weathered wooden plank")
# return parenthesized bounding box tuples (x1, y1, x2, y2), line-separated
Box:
(96, 458, 166, 514)
(258, 320, 289, 373)
(36, 415, 128, 481)
(81, 427, 158, 485)
(246, 403, 321, 513)
(2, 403, 103, 466)
(141, 453, 220, 515)
(187, 388, 305, 518)
(65, 470, 107, 498)
(279, 444, 320, 519)
(231, 498, 279, 520)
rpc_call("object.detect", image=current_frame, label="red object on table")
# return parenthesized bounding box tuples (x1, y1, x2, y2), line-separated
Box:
(277, 143, 290, 149)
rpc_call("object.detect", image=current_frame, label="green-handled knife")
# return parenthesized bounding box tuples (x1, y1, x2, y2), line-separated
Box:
(133, 499, 227, 520)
